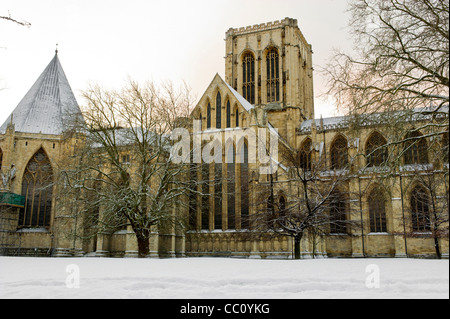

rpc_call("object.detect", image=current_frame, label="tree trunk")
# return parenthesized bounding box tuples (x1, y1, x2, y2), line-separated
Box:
(135, 228, 151, 258)
(294, 234, 302, 260)
(434, 236, 441, 259)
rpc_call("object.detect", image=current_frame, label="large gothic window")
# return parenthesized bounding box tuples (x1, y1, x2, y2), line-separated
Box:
(410, 185, 431, 232)
(329, 191, 347, 234)
(216, 92, 222, 129)
(226, 100, 231, 128)
(330, 135, 348, 170)
(242, 53, 255, 104)
(239, 141, 249, 229)
(299, 138, 313, 171)
(188, 162, 198, 231)
(403, 131, 429, 165)
(266, 48, 280, 103)
(19, 148, 54, 228)
(214, 163, 222, 230)
(368, 188, 387, 233)
(201, 163, 210, 230)
(226, 143, 235, 230)
(366, 132, 388, 167)
(207, 103, 211, 129)
(0, 148, 3, 171)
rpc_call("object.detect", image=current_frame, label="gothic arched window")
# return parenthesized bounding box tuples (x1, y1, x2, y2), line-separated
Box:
(329, 191, 347, 234)
(403, 131, 429, 165)
(266, 48, 280, 103)
(226, 142, 235, 230)
(299, 138, 312, 171)
(207, 103, 211, 129)
(330, 135, 348, 170)
(19, 148, 54, 228)
(235, 108, 240, 127)
(279, 195, 287, 217)
(0, 148, 3, 171)
(214, 162, 222, 230)
(242, 52, 255, 104)
(226, 100, 231, 128)
(216, 92, 222, 129)
(239, 141, 249, 229)
(201, 162, 210, 230)
(368, 187, 387, 233)
(410, 185, 431, 232)
(366, 132, 388, 167)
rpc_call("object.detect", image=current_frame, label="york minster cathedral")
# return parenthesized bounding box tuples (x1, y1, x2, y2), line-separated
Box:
(0, 18, 448, 259)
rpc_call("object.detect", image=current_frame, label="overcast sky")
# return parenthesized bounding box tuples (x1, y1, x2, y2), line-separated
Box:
(0, 0, 353, 126)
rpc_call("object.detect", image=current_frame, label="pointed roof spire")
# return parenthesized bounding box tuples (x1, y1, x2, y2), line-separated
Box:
(0, 52, 83, 135)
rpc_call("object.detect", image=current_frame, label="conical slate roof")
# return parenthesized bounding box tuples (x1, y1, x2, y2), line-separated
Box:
(0, 52, 83, 135)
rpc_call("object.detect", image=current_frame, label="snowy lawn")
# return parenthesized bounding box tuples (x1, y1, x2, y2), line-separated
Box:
(0, 257, 448, 299)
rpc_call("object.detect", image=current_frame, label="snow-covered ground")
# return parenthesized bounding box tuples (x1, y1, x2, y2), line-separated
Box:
(0, 257, 448, 299)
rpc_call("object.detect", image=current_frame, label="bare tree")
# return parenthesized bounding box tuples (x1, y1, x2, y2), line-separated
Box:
(0, 11, 31, 27)
(61, 79, 195, 257)
(398, 141, 449, 259)
(251, 144, 359, 259)
(324, 0, 448, 114)
(323, 0, 449, 190)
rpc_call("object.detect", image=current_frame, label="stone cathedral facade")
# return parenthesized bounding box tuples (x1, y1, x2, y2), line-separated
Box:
(0, 18, 448, 258)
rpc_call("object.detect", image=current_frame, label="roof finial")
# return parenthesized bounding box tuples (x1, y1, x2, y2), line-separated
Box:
(55, 43, 58, 55)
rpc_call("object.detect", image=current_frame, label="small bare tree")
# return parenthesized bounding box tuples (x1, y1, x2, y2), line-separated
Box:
(0, 11, 31, 27)
(251, 143, 359, 259)
(61, 79, 195, 257)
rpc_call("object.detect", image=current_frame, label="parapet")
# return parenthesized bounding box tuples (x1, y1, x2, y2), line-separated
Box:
(226, 17, 298, 38)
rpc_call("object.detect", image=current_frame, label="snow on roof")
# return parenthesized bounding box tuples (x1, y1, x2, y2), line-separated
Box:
(298, 105, 449, 134)
(223, 79, 254, 113)
(0, 52, 83, 135)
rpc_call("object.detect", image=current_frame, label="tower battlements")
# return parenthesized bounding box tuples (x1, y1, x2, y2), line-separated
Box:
(226, 17, 298, 38)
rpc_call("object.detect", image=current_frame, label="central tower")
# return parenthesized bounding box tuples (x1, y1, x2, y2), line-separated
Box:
(224, 18, 315, 125)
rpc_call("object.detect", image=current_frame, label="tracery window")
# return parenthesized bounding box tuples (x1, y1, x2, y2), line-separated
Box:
(201, 163, 210, 230)
(188, 162, 198, 231)
(207, 103, 211, 129)
(214, 163, 222, 230)
(368, 188, 387, 233)
(279, 195, 287, 217)
(239, 141, 249, 229)
(0, 148, 3, 171)
(226, 143, 235, 230)
(410, 185, 431, 232)
(266, 48, 280, 103)
(299, 138, 312, 171)
(226, 100, 231, 128)
(403, 131, 428, 165)
(330, 135, 348, 170)
(366, 132, 388, 167)
(242, 53, 255, 104)
(19, 148, 53, 228)
(216, 92, 222, 129)
(329, 191, 347, 234)
(235, 108, 239, 127)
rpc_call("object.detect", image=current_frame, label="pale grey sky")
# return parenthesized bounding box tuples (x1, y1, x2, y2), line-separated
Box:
(0, 0, 352, 125)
